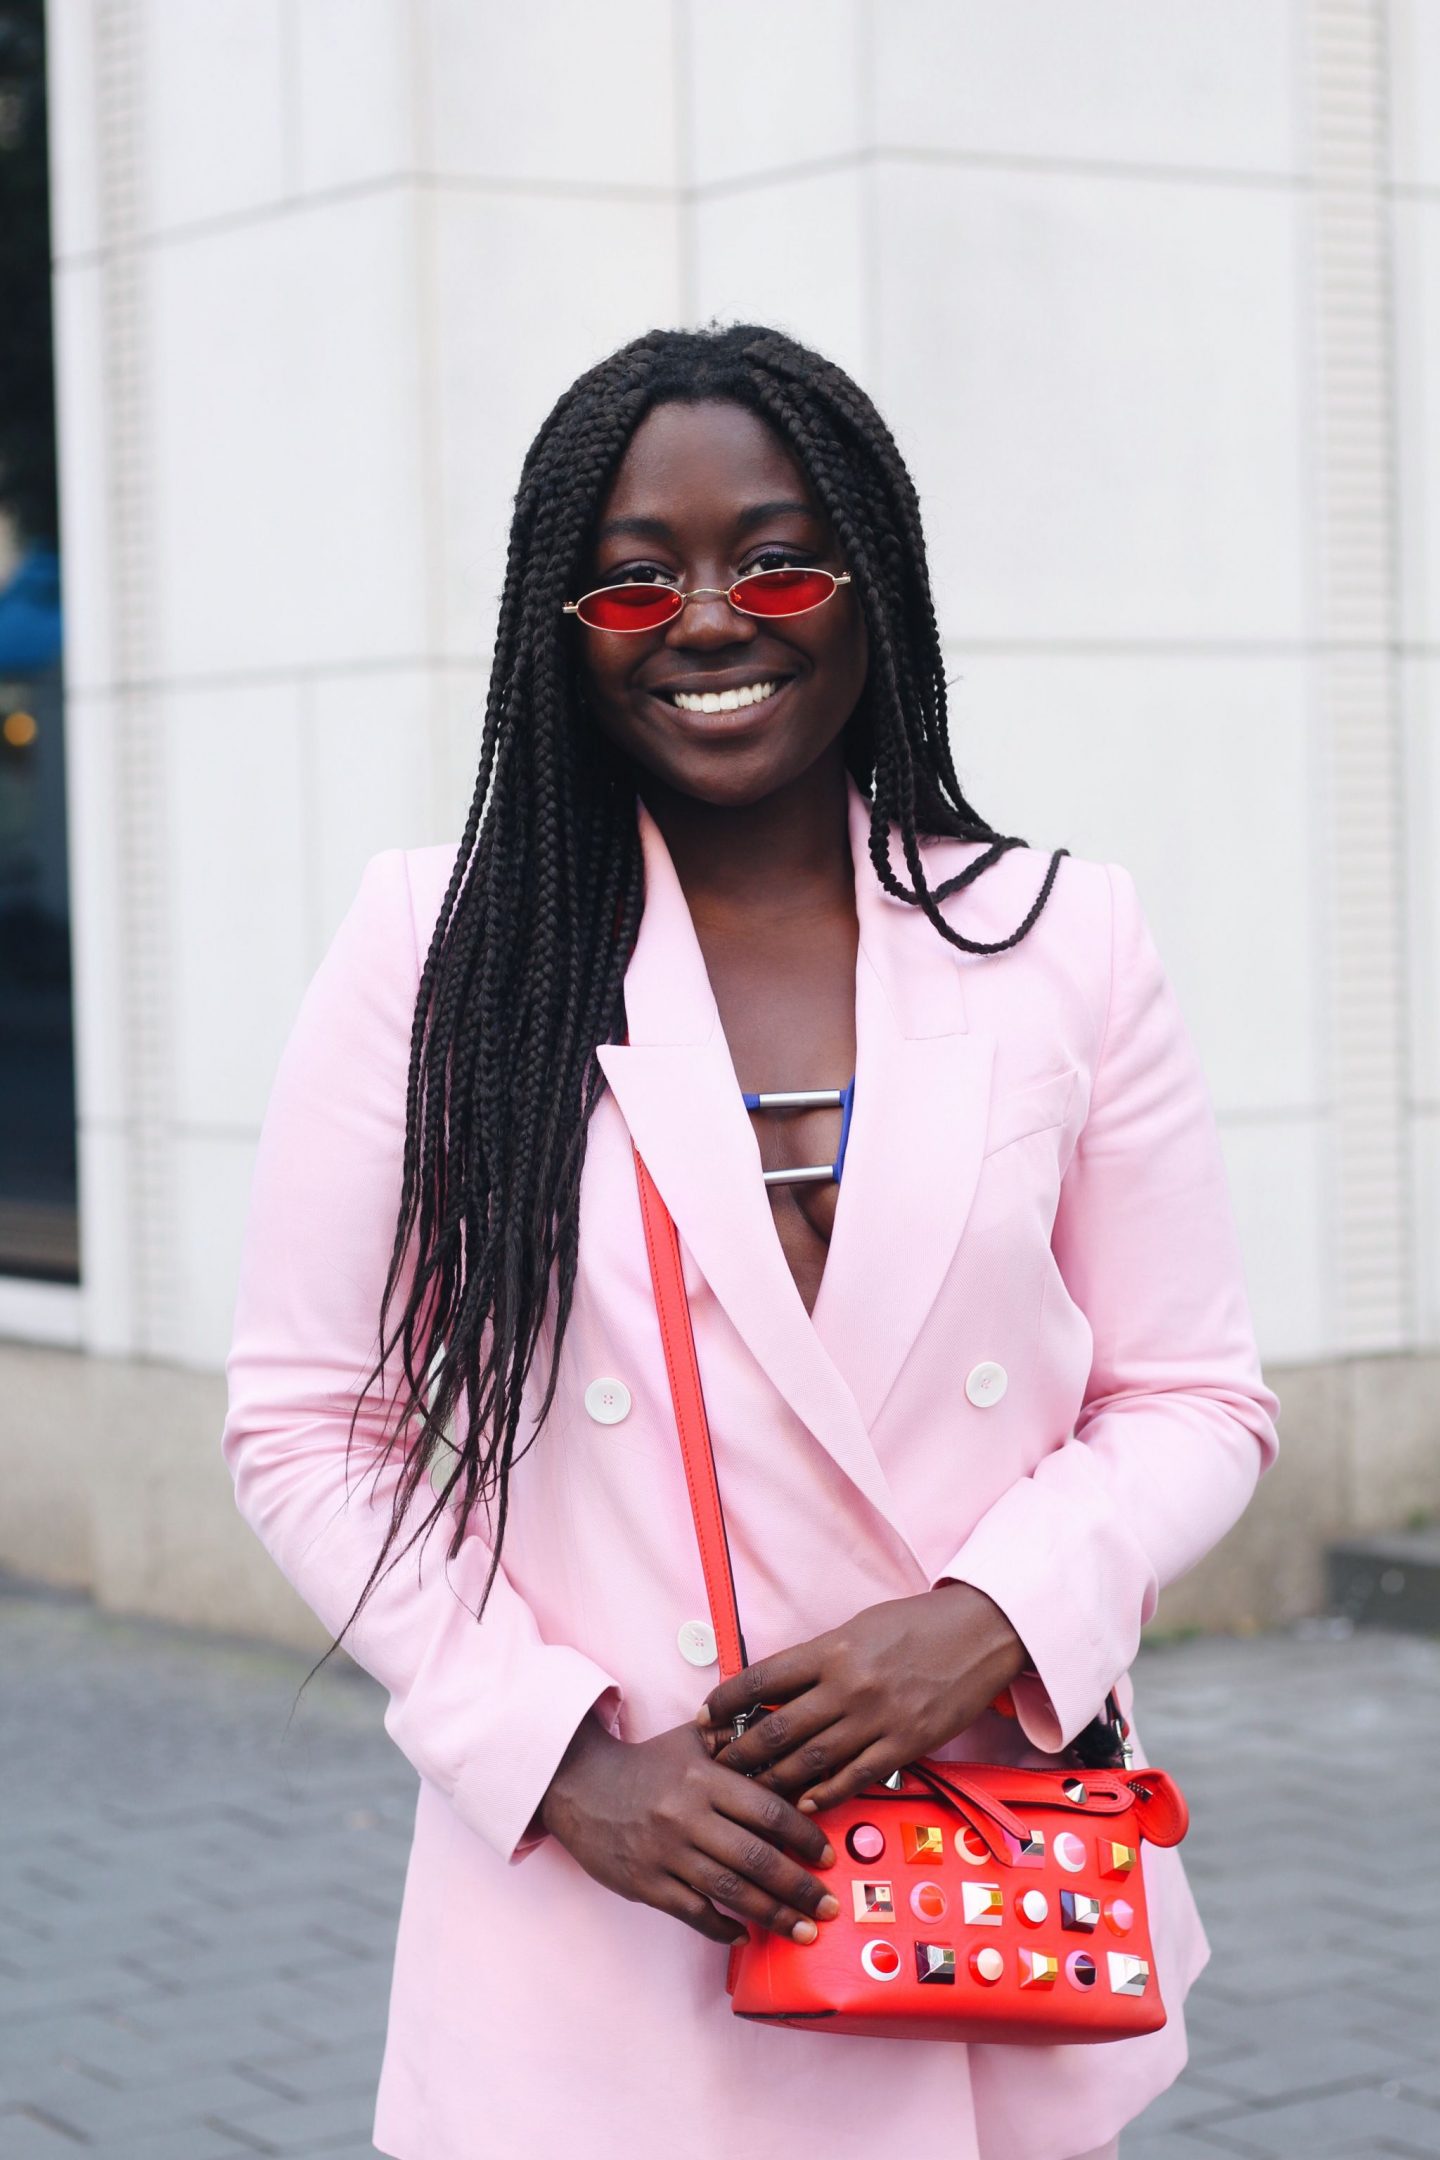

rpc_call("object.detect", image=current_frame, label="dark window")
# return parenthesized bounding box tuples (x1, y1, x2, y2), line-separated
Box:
(0, 0, 77, 1284)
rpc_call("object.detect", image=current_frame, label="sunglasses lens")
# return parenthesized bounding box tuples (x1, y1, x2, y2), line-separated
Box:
(575, 584, 680, 631)
(732, 568, 836, 617)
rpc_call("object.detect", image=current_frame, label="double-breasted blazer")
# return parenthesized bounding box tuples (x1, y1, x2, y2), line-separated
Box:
(221, 771, 1281, 2160)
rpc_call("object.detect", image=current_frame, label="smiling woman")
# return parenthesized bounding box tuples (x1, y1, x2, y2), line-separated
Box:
(220, 321, 1278, 2160)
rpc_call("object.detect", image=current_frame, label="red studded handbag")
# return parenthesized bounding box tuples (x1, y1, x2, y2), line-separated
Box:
(632, 1142, 1191, 2043)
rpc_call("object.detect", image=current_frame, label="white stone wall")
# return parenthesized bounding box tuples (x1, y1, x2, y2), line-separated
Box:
(32, 2, 1439, 1425)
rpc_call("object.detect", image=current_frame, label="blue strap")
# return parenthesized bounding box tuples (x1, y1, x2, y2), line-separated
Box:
(833, 1072, 856, 1182)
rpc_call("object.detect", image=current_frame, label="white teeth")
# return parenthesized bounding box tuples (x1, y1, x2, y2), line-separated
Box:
(670, 679, 780, 715)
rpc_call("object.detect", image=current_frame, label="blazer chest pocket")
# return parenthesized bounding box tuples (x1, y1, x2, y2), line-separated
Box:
(981, 1064, 1079, 1158)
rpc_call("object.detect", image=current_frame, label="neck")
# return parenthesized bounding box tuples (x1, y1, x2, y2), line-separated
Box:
(636, 752, 856, 932)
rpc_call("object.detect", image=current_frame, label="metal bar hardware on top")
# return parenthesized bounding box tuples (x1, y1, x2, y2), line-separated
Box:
(741, 1074, 857, 1188)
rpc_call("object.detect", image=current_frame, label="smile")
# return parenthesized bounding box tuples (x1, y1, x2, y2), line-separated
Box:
(659, 678, 790, 716)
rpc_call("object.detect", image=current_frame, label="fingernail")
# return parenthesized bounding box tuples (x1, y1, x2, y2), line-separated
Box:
(819, 1843, 836, 1867)
(797, 1797, 817, 1813)
(792, 1918, 818, 1943)
(693, 1706, 710, 1724)
(817, 1894, 840, 1920)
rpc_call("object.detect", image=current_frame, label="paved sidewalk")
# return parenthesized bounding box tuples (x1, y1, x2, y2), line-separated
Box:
(2, 1579, 1438, 2159)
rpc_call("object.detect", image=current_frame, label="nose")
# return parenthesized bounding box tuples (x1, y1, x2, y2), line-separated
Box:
(664, 588, 758, 650)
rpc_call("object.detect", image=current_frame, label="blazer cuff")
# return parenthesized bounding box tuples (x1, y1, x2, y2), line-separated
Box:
(929, 1475, 1146, 1756)
(452, 1660, 625, 1866)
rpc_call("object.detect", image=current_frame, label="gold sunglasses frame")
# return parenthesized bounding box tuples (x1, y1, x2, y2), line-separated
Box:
(561, 567, 852, 633)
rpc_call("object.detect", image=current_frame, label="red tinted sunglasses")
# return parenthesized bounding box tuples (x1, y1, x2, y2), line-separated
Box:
(562, 565, 852, 634)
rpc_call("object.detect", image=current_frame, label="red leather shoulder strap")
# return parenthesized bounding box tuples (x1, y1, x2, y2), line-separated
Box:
(632, 1145, 747, 1683)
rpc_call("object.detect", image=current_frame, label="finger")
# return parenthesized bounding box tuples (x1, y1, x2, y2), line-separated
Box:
(792, 1737, 905, 1816)
(717, 1760, 838, 1873)
(661, 1874, 750, 1947)
(688, 1813, 843, 1943)
(716, 1714, 856, 1799)
(700, 1649, 815, 1730)
(705, 1697, 827, 1781)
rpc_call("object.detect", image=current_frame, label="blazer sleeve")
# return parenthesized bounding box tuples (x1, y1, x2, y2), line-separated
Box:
(930, 859, 1281, 1753)
(220, 848, 623, 1864)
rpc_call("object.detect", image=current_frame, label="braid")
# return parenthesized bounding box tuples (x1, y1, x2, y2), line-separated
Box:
(298, 320, 1069, 1688)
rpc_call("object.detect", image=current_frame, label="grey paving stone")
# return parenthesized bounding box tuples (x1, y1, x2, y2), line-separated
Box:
(5, 1581, 1440, 2156)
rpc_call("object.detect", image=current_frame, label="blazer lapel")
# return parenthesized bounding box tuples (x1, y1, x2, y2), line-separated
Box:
(596, 785, 907, 1531)
(809, 781, 997, 1432)
(595, 775, 998, 1542)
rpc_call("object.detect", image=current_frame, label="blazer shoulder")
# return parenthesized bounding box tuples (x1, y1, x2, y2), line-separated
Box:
(919, 830, 1115, 958)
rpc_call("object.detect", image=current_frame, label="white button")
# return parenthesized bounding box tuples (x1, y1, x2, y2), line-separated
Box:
(677, 1619, 718, 1667)
(584, 1377, 631, 1425)
(965, 1361, 1008, 1407)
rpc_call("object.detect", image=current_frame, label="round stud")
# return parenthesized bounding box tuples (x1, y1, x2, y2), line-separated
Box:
(1053, 1830, 1087, 1873)
(954, 1824, 990, 1864)
(1017, 1888, 1049, 1928)
(969, 1944, 1005, 1985)
(1065, 1950, 1098, 1989)
(910, 1881, 947, 1922)
(846, 1822, 886, 1864)
(860, 1939, 902, 1982)
(1104, 1896, 1135, 1935)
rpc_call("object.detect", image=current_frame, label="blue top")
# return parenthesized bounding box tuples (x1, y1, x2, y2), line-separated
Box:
(740, 1073, 856, 1183)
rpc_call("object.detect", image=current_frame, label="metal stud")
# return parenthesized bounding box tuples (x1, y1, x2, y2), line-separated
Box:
(902, 1821, 946, 1863)
(1060, 1891, 1101, 1933)
(1104, 1896, 1135, 1935)
(860, 1939, 903, 1983)
(1106, 1952, 1150, 1996)
(1019, 1948, 1059, 1988)
(970, 1944, 1005, 1985)
(1099, 1840, 1137, 1878)
(1053, 1830, 1087, 1873)
(845, 1823, 885, 1864)
(852, 1880, 895, 1922)
(914, 1941, 957, 1985)
(1017, 1888, 1049, 1928)
(881, 1768, 906, 1790)
(962, 1881, 1004, 1925)
(1062, 1777, 1088, 1803)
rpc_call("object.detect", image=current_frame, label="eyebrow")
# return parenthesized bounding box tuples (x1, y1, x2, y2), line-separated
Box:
(596, 499, 818, 544)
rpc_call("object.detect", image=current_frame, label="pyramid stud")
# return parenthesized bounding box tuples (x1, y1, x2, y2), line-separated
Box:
(915, 1941, 957, 1984)
(852, 1880, 894, 1922)
(1062, 1777, 1088, 1803)
(902, 1821, 946, 1863)
(1004, 1825, 1046, 1866)
(1099, 1840, 1137, 1879)
(962, 1881, 1004, 1925)
(1106, 1951, 1150, 1996)
(1019, 1948, 1059, 1988)
(969, 1944, 1005, 1985)
(1060, 1891, 1101, 1932)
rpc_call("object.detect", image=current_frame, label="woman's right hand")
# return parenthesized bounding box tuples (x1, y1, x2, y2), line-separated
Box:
(538, 1711, 841, 1947)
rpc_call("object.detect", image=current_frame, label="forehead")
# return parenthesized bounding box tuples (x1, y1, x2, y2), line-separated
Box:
(597, 398, 820, 527)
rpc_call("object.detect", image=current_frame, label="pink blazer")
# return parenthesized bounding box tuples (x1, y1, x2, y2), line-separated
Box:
(222, 771, 1280, 2160)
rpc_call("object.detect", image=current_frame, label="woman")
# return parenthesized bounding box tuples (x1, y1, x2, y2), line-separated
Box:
(221, 322, 1280, 2160)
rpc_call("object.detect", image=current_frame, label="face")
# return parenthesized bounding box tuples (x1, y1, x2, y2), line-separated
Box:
(569, 398, 868, 810)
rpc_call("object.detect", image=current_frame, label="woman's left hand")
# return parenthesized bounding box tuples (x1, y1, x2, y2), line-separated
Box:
(694, 1582, 1031, 1813)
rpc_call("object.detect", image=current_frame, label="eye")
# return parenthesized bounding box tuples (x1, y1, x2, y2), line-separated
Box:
(606, 562, 679, 588)
(747, 546, 817, 574)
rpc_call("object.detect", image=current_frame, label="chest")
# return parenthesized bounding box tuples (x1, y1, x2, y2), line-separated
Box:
(694, 908, 859, 1319)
